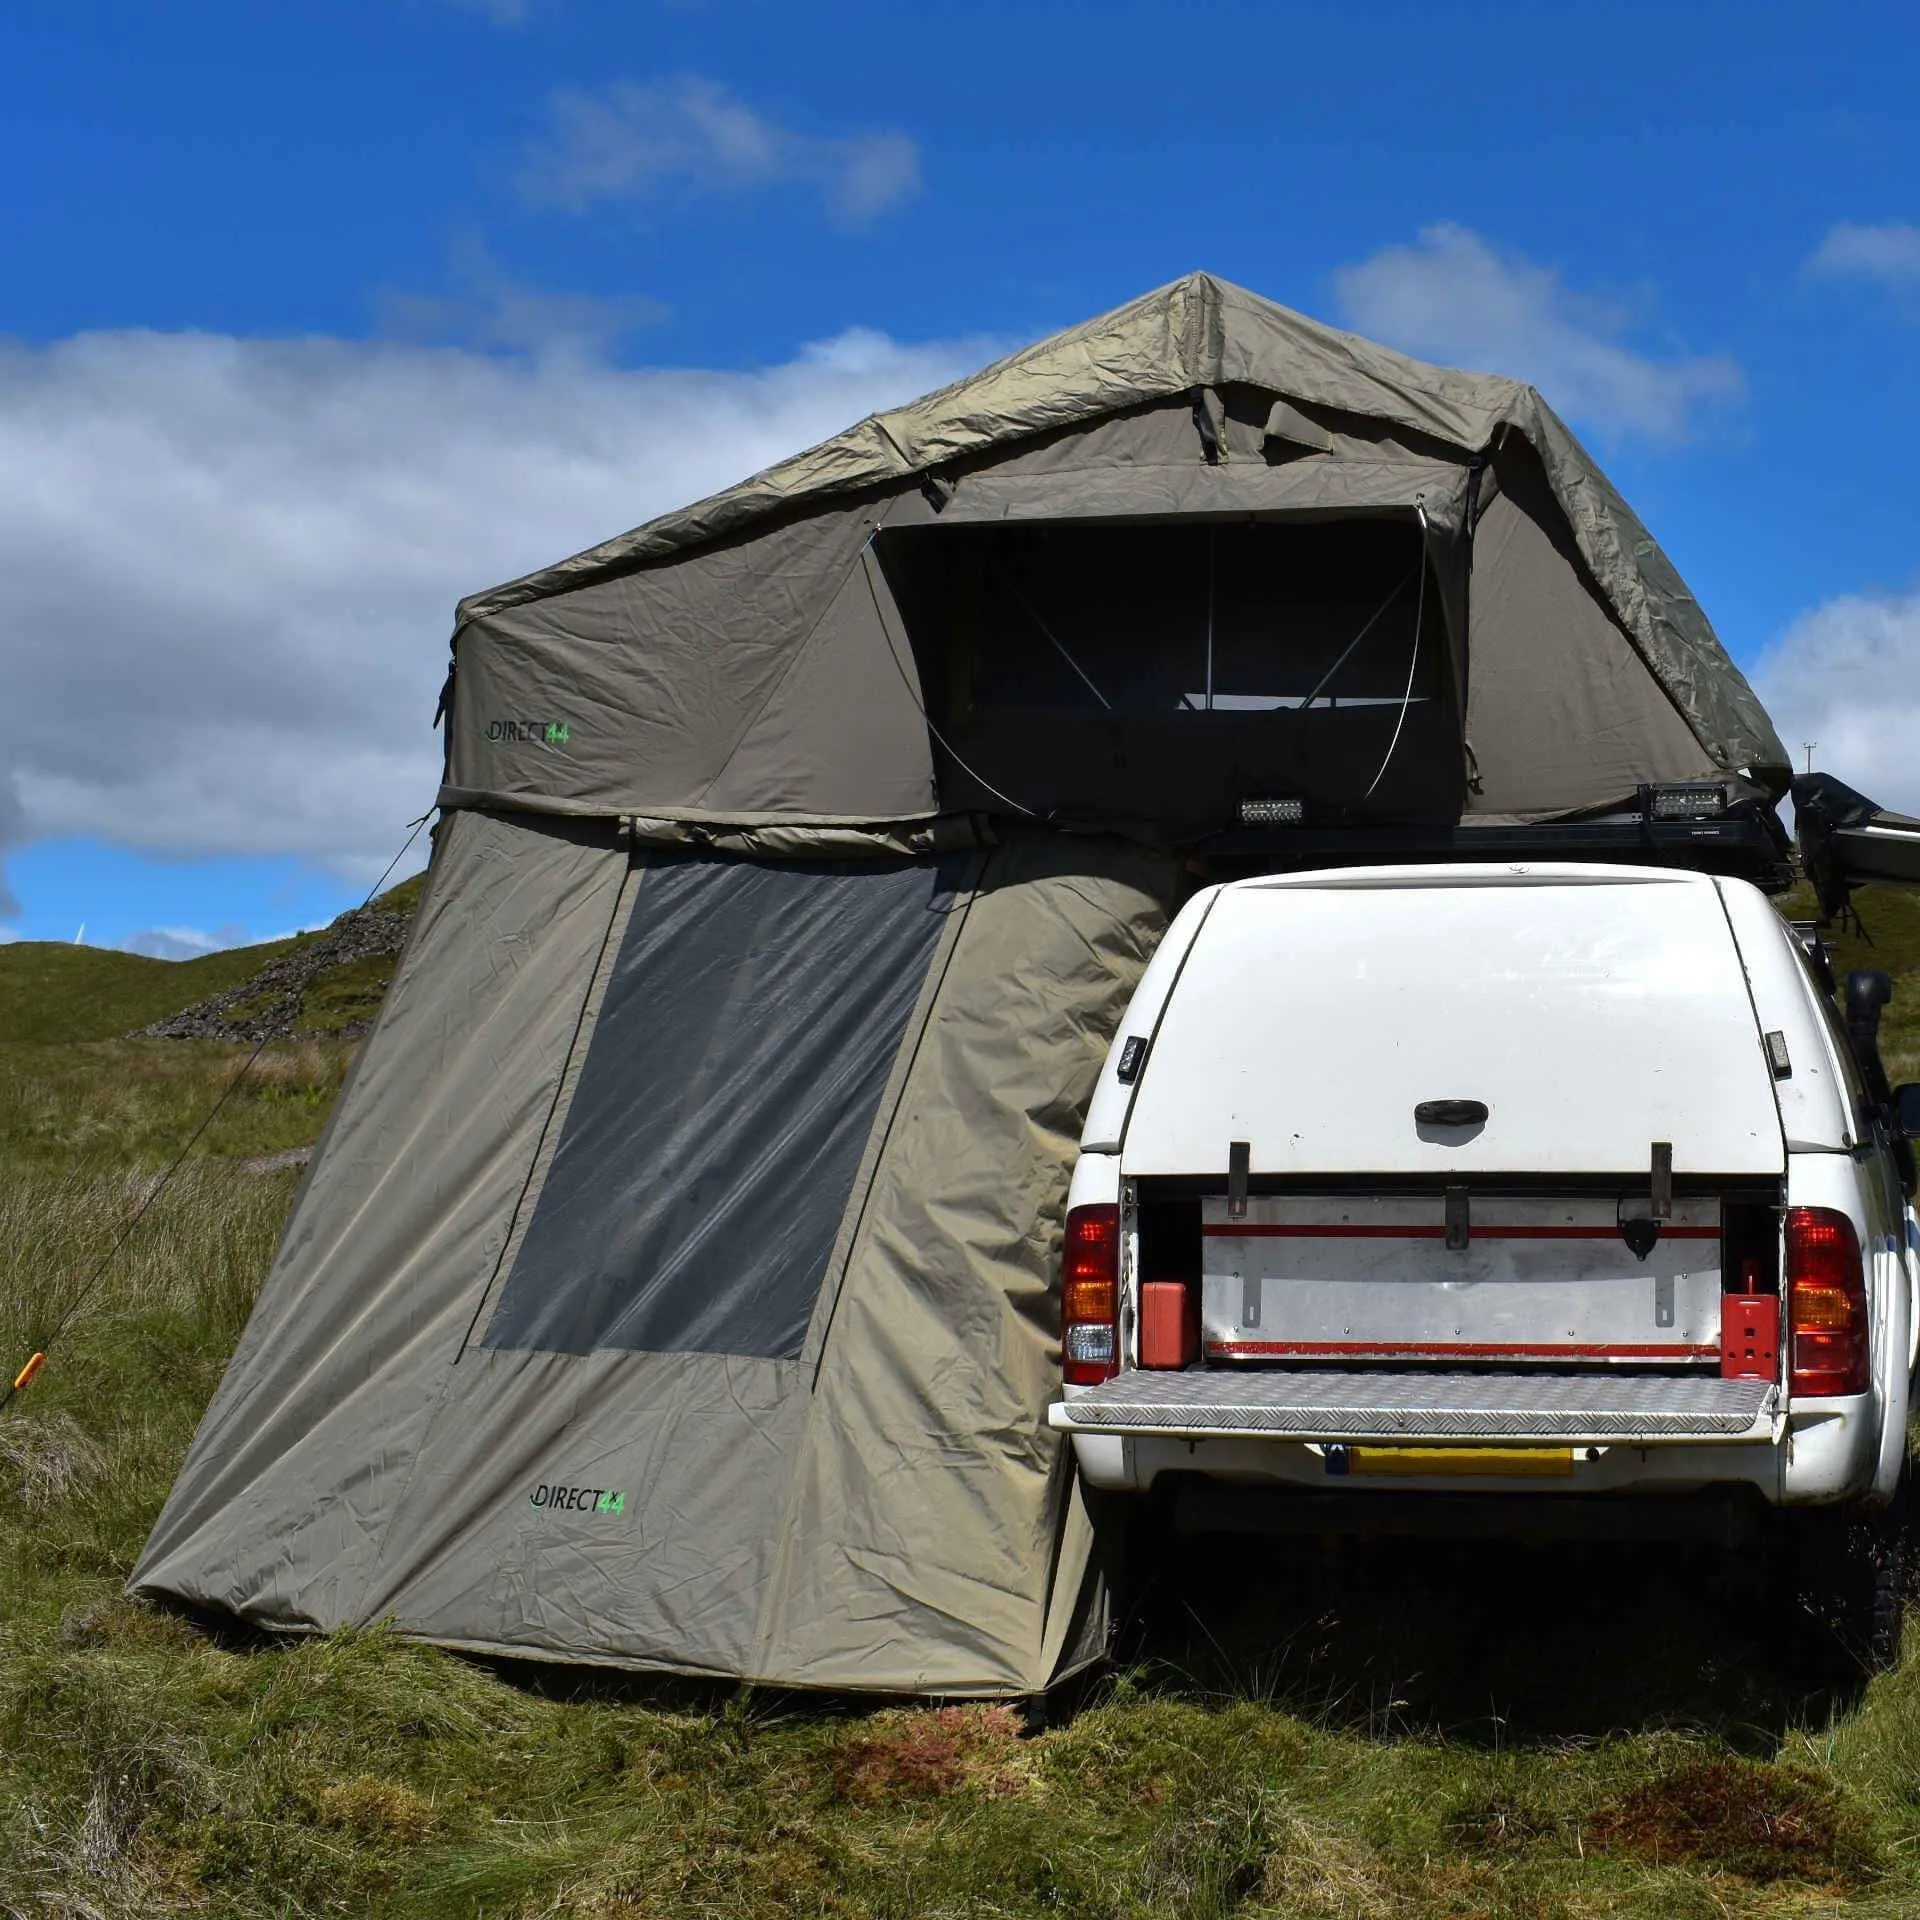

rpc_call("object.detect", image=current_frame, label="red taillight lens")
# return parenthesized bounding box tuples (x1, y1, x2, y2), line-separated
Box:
(1062, 1203, 1119, 1386)
(1786, 1206, 1870, 1398)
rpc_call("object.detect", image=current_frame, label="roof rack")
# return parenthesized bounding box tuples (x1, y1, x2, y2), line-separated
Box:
(1203, 786, 1793, 889)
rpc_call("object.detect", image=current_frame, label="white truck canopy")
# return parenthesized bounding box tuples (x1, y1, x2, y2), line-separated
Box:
(1115, 864, 1789, 1179)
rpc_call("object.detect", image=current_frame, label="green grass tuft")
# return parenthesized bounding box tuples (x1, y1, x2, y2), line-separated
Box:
(0, 1037, 354, 1168)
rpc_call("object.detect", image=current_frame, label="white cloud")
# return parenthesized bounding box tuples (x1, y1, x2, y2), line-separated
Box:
(1332, 224, 1742, 443)
(0, 323, 984, 887)
(523, 76, 921, 226)
(1751, 588, 1920, 813)
(377, 238, 669, 357)
(116, 925, 251, 961)
(1806, 221, 1920, 299)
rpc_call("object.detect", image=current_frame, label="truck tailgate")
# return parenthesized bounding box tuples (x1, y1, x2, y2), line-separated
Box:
(1202, 1194, 1722, 1365)
(1050, 1369, 1776, 1443)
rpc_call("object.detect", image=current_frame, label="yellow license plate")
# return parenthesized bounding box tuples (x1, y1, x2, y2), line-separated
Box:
(1346, 1445, 1574, 1479)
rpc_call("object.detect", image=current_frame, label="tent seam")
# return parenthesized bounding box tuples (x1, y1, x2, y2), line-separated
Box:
(452, 854, 640, 1362)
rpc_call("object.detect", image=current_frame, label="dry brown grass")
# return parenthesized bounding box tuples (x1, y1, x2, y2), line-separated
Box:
(1587, 1754, 1879, 1887)
(826, 1704, 1028, 1804)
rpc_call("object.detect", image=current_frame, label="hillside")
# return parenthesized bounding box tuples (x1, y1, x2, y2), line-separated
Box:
(0, 873, 426, 1049)
(0, 934, 301, 1047)
(138, 879, 423, 1044)
(0, 873, 424, 1169)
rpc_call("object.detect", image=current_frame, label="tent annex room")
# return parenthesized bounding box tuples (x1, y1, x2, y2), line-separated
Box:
(130, 273, 1790, 1695)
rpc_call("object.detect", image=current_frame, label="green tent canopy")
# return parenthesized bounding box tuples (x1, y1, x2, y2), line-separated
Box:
(132, 274, 1785, 1694)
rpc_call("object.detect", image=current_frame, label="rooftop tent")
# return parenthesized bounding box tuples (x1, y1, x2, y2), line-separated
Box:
(438, 273, 1785, 835)
(132, 275, 1788, 1694)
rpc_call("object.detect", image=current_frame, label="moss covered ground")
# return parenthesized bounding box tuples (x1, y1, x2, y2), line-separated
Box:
(3, 882, 1920, 1916)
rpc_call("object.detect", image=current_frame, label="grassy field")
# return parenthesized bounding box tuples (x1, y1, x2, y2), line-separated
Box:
(1773, 879, 1920, 1084)
(0, 939, 299, 1047)
(4, 882, 1920, 1916)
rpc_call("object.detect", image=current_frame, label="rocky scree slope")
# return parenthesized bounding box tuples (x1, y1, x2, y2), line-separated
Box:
(138, 896, 415, 1043)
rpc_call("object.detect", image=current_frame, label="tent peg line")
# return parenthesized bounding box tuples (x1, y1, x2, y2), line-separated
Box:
(0, 809, 435, 1418)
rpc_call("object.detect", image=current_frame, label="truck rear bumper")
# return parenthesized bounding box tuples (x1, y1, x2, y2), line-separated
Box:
(1165, 1479, 1774, 1546)
(1049, 1367, 1777, 1445)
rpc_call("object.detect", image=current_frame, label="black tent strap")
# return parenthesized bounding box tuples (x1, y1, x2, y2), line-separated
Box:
(1190, 387, 1222, 465)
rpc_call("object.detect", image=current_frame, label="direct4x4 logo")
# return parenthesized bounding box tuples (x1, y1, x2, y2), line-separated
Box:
(529, 1483, 625, 1515)
(486, 719, 572, 746)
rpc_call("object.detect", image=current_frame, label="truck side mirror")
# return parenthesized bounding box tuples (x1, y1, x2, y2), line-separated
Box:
(1895, 1085, 1920, 1141)
(1846, 970, 1896, 1110)
(1846, 968, 1894, 1032)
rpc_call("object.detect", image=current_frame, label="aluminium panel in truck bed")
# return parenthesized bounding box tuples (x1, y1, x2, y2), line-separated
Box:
(1198, 1193, 1723, 1366)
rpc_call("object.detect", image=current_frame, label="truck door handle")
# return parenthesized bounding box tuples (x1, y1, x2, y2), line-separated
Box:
(1415, 1100, 1488, 1127)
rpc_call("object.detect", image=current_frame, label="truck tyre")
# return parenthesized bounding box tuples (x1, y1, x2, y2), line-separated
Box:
(1788, 1472, 1911, 1673)
(1088, 1485, 1179, 1665)
(1855, 1464, 1914, 1672)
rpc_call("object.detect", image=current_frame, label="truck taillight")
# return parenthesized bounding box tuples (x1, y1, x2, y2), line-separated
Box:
(1786, 1206, 1870, 1399)
(1062, 1203, 1119, 1386)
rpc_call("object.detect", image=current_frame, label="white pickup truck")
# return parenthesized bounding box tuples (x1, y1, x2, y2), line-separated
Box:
(1051, 862, 1920, 1661)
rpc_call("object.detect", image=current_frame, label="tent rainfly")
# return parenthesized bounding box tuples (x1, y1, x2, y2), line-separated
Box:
(131, 274, 1789, 1694)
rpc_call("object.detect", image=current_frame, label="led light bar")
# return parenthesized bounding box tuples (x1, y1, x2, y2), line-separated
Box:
(1647, 781, 1729, 821)
(1239, 796, 1306, 826)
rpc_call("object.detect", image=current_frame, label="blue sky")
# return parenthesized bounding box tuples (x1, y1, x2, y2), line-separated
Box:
(2, 0, 1918, 950)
